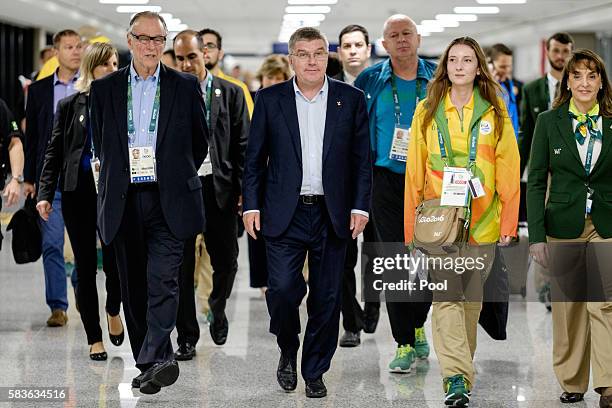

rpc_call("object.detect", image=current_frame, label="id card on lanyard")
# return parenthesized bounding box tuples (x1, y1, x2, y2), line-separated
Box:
(388, 73, 422, 162)
(438, 120, 482, 207)
(127, 73, 160, 183)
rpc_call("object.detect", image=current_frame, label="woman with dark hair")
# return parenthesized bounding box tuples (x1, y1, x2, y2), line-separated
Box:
(527, 49, 612, 407)
(404, 37, 520, 407)
(36, 42, 124, 361)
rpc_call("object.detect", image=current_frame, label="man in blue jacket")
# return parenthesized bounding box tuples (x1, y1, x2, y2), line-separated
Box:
(354, 14, 436, 373)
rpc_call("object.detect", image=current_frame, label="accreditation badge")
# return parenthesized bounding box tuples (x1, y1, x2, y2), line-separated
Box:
(389, 125, 410, 162)
(440, 167, 470, 207)
(129, 146, 157, 183)
(90, 158, 101, 194)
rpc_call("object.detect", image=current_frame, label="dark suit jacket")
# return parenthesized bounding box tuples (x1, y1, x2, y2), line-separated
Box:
(90, 64, 209, 244)
(207, 75, 249, 209)
(24, 75, 54, 184)
(527, 101, 612, 243)
(243, 77, 372, 239)
(519, 76, 550, 175)
(38, 92, 89, 203)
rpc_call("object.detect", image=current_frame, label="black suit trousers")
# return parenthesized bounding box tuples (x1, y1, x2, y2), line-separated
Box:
(202, 175, 238, 320)
(265, 200, 347, 380)
(371, 167, 432, 347)
(62, 169, 121, 345)
(341, 222, 379, 333)
(112, 184, 184, 370)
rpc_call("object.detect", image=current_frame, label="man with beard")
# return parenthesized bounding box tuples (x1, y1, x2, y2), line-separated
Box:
(519, 32, 574, 175)
(198, 28, 253, 117)
(518, 32, 574, 312)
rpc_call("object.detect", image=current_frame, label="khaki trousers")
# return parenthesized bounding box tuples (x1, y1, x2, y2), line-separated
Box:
(194, 234, 213, 314)
(549, 218, 612, 394)
(430, 245, 495, 387)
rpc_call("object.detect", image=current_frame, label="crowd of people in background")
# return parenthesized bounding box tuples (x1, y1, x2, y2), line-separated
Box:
(0, 10, 611, 408)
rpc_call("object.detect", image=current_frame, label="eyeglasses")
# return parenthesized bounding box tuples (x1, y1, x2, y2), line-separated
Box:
(130, 32, 166, 46)
(291, 51, 329, 61)
(204, 42, 218, 50)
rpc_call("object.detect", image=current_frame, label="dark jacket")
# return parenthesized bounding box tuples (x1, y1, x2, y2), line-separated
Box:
(519, 76, 550, 175)
(243, 77, 372, 239)
(527, 101, 612, 242)
(37, 92, 89, 202)
(24, 75, 54, 184)
(89, 64, 209, 244)
(207, 75, 249, 209)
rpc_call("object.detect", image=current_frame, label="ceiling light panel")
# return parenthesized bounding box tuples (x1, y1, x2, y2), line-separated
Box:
(454, 6, 500, 14)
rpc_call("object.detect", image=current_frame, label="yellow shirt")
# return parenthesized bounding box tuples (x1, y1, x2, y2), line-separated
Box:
(215, 69, 254, 118)
(404, 91, 520, 244)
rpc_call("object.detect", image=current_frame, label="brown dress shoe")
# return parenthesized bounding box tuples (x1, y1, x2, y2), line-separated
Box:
(46, 309, 68, 327)
(601, 394, 612, 408)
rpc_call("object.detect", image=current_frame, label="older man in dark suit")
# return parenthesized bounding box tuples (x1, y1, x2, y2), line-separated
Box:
(243, 27, 371, 398)
(89, 12, 208, 394)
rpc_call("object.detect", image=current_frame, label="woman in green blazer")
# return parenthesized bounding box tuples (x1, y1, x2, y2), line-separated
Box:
(527, 49, 612, 407)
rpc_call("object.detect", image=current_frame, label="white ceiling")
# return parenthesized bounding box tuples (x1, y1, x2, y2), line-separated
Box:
(2, 0, 612, 55)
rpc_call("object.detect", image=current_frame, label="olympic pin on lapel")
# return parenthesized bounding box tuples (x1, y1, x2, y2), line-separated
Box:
(337, 100, 342, 107)
(79, 114, 84, 123)
(215, 88, 221, 97)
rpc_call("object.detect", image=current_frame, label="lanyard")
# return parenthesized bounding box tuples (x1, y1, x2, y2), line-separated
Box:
(127, 72, 160, 146)
(390, 69, 423, 125)
(437, 119, 480, 171)
(203, 73, 213, 131)
(584, 132, 598, 176)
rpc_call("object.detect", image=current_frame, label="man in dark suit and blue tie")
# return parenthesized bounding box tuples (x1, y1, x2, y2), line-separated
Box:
(243, 27, 371, 398)
(89, 12, 208, 394)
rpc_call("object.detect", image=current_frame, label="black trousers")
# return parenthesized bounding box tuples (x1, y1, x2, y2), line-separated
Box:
(248, 234, 268, 288)
(201, 176, 238, 321)
(341, 222, 379, 332)
(112, 184, 184, 370)
(62, 169, 121, 345)
(176, 175, 238, 344)
(265, 200, 347, 380)
(176, 234, 200, 346)
(371, 166, 432, 347)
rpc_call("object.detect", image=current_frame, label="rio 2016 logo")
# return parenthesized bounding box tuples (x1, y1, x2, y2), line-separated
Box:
(418, 215, 445, 223)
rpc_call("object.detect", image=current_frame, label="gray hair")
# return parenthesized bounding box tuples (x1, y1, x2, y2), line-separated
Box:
(288, 27, 329, 54)
(128, 11, 167, 34)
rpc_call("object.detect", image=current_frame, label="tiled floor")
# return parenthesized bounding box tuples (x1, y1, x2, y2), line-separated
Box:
(0, 231, 601, 407)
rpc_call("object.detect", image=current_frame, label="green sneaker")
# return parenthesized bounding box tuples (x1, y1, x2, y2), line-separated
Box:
(414, 327, 430, 359)
(388, 344, 416, 373)
(444, 374, 470, 407)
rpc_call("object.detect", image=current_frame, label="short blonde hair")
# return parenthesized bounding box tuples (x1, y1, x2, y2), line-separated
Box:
(75, 42, 118, 93)
(256, 54, 292, 83)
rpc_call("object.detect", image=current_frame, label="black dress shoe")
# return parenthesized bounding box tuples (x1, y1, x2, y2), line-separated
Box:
(107, 314, 124, 347)
(560, 392, 584, 403)
(89, 346, 107, 361)
(132, 371, 146, 388)
(363, 306, 380, 334)
(139, 360, 180, 394)
(277, 353, 297, 392)
(339, 330, 361, 347)
(209, 315, 229, 345)
(305, 377, 327, 398)
(174, 343, 196, 361)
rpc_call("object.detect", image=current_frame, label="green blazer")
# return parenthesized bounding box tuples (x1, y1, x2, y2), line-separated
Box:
(519, 76, 550, 175)
(527, 101, 612, 243)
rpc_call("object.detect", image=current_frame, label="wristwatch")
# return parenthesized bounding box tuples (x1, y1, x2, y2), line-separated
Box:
(12, 174, 24, 184)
